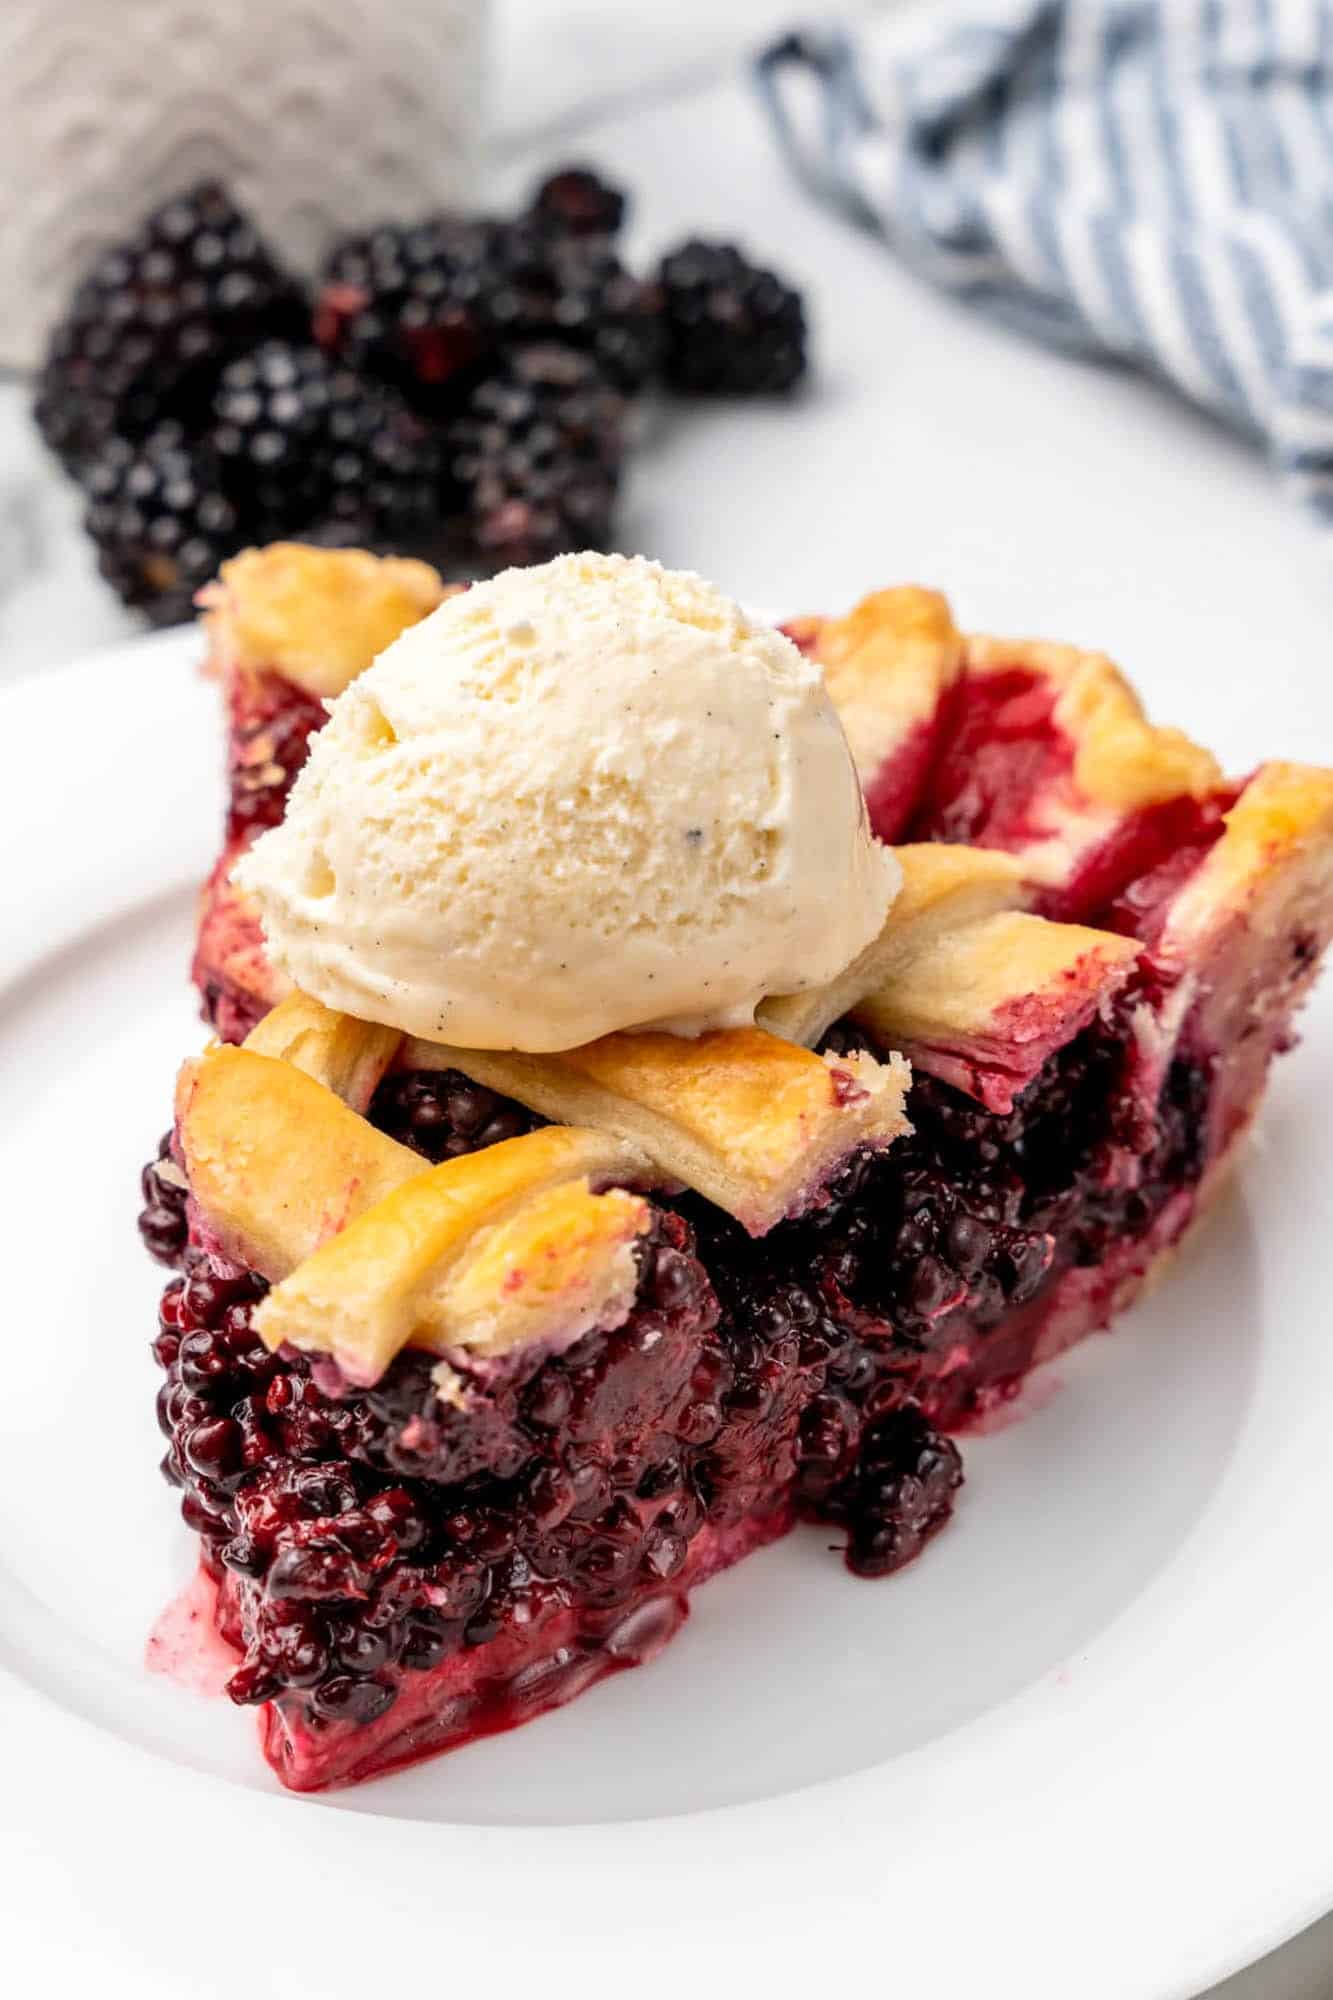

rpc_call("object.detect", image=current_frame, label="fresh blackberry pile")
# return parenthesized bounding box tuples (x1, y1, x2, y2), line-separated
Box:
(315, 213, 498, 407)
(37, 171, 810, 624)
(463, 224, 665, 393)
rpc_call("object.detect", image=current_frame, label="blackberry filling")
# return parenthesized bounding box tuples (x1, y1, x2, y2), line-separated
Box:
(149, 1010, 1208, 1554)
(823, 1409, 964, 1579)
(367, 1066, 545, 1162)
(225, 674, 329, 844)
(144, 986, 1215, 1788)
(139, 1133, 190, 1267)
(904, 667, 1065, 851)
(154, 1211, 808, 1787)
(806, 1011, 1210, 1427)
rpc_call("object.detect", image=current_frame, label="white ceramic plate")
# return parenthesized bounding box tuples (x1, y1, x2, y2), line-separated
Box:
(2, 628, 1331, 2000)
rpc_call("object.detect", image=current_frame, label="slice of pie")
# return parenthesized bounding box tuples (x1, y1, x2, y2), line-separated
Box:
(141, 555, 1333, 1791)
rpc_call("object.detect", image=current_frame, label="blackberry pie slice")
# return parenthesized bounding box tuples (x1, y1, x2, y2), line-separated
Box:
(143, 552, 1333, 1792)
(160, 993, 915, 1790)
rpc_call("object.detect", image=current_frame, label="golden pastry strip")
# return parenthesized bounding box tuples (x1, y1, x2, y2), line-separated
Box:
(963, 634, 1221, 814)
(1162, 762, 1333, 953)
(853, 911, 1140, 1113)
(200, 542, 453, 698)
(438, 1179, 648, 1362)
(789, 586, 961, 798)
(401, 1027, 911, 1236)
(185, 1001, 909, 1386)
(177, 1046, 420, 1279)
(257, 1144, 652, 1384)
(760, 844, 1031, 1048)
(243, 988, 402, 1111)
(179, 1040, 654, 1382)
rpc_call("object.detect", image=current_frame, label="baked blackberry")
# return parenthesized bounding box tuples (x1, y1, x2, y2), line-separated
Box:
(367, 1068, 542, 1164)
(316, 215, 497, 409)
(529, 164, 628, 241)
(83, 427, 242, 626)
(211, 340, 442, 548)
(828, 1408, 964, 1578)
(35, 181, 305, 471)
(138, 1133, 190, 1269)
(657, 238, 807, 395)
(447, 343, 628, 567)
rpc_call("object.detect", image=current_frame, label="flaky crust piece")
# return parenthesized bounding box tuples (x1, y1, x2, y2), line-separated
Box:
(200, 543, 452, 698)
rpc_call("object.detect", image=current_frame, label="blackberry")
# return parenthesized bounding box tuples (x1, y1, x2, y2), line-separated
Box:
(482, 224, 664, 393)
(657, 238, 808, 395)
(529, 165, 628, 241)
(35, 180, 305, 470)
(319, 373, 444, 549)
(83, 426, 242, 625)
(316, 215, 497, 409)
(138, 1132, 190, 1267)
(368, 1067, 543, 1163)
(828, 1407, 963, 1578)
(211, 341, 339, 531)
(211, 340, 442, 547)
(447, 343, 628, 567)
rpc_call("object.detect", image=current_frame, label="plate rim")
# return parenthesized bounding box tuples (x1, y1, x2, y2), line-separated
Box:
(3, 623, 1332, 2000)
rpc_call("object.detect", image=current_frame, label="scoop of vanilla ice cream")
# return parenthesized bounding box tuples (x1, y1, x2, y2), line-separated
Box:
(235, 552, 898, 1051)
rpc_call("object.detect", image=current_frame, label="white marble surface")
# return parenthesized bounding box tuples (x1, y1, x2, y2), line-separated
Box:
(3, 12, 1332, 1993)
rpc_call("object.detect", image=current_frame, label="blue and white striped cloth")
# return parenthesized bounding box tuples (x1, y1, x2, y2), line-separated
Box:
(755, 1, 1333, 523)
